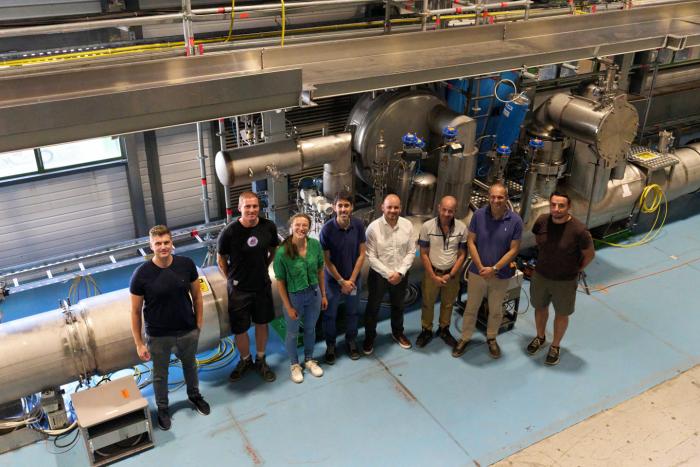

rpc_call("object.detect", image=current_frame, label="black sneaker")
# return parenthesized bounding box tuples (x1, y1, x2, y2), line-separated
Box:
(255, 356, 276, 382)
(362, 337, 374, 355)
(347, 341, 361, 361)
(156, 407, 171, 431)
(415, 329, 433, 348)
(487, 338, 502, 359)
(452, 339, 469, 358)
(189, 395, 211, 416)
(545, 345, 560, 366)
(229, 356, 252, 382)
(437, 327, 458, 348)
(324, 344, 336, 365)
(526, 336, 546, 355)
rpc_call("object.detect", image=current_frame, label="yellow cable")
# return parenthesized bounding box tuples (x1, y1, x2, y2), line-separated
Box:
(3, 7, 561, 67)
(280, 0, 286, 47)
(225, 0, 236, 42)
(596, 184, 668, 248)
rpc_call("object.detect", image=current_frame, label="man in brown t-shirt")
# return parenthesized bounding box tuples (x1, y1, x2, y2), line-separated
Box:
(526, 192, 595, 366)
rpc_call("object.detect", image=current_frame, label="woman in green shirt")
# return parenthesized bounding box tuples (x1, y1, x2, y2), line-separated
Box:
(273, 213, 328, 383)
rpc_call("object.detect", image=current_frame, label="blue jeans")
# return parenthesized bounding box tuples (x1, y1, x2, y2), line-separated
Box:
(323, 280, 361, 346)
(285, 285, 322, 364)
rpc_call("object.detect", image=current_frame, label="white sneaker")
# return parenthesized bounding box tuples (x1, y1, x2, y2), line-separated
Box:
(290, 364, 304, 383)
(304, 359, 324, 378)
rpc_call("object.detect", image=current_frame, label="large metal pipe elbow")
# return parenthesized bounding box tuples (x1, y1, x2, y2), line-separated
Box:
(215, 133, 353, 197)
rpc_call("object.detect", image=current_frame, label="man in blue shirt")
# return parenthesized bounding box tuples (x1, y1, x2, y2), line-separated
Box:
(319, 191, 366, 363)
(453, 182, 523, 359)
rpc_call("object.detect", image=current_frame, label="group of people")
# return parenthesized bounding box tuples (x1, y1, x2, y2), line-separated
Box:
(129, 184, 594, 431)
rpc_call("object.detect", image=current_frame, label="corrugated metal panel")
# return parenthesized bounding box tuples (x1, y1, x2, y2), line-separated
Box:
(136, 134, 155, 227)
(154, 124, 220, 228)
(0, 0, 100, 20)
(0, 166, 134, 266)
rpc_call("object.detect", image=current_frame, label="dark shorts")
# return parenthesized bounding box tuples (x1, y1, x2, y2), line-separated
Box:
(529, 271, 578, 316)
(228, 284, 275, 335)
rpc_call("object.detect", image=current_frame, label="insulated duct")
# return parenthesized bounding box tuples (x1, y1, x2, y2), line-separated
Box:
(214, 133, 352, 199)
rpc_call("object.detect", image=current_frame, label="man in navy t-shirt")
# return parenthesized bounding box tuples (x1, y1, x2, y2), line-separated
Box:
(453, 182, 523, 359)
(319, 191, 366, 363)
(130, 225, 210, 431)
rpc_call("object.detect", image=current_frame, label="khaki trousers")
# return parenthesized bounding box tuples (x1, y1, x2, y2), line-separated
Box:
(460, 271, 509, 340)
(421, 273, 460, 330)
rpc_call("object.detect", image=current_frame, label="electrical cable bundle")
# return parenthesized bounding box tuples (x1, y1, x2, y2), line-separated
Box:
(67, 273, 101, 302)
(132, 337, 237, 390)
(596, 183, 668, 248)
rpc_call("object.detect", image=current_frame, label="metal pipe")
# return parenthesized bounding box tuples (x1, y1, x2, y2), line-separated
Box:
(584, 158, 601, 227)
(0, 14, 183, 39)
(217, 119, 234, 223)
(421, 0, 429, 31)
(638, 56, 660, 144)
(0, 0, 408, 40)
(215, 133, 352, 192)
(0, 267, 226, 406)
(384, 0, 392, 33)
(520, 167, 538, 223)
(428, 0, 530, 15)
(196, 122, 212, 225)
(182, 0, 196, 56)
(194, 0, 408, 13)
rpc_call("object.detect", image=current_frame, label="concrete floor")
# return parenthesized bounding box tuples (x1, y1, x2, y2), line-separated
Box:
(2, 195, 700, 466)
(497, 365, 700, 467)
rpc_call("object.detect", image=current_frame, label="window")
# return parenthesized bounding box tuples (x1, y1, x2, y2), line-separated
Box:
(0, 137, 124, 181)
(40, 137, 122, 170)
(0, 149, 38, 178)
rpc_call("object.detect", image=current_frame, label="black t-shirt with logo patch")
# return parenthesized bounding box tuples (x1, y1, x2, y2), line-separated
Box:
(129, 255, 198, 337)
(217, 217, 280, 292)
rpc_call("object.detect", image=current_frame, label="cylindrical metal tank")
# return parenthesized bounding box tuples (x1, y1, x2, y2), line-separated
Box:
(530, 92, 639, 167)
(348, 90, 475, 185)
(0, 267, 228, 405)
(434, 145, 478, 219)
(495, 94, 530, 149)
(408, 172, 437, 216)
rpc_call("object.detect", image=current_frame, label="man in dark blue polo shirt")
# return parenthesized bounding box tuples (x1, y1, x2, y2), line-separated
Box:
(453, 182, 523, 359)
(319, 191, 366, 364)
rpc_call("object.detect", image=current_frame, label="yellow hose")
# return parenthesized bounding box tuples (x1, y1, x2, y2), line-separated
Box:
(596, 184, 668, 248)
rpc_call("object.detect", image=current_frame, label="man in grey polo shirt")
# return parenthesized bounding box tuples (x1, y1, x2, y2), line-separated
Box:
(416, 196, 467, 348)
(453, 182, 523, 359)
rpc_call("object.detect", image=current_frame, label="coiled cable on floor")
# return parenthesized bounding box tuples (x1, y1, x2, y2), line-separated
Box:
(596, 184, 667, 248)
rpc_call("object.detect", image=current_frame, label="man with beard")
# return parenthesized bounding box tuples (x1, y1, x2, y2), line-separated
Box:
(526, 191, 595, 366)
(319, 191, 367, 363)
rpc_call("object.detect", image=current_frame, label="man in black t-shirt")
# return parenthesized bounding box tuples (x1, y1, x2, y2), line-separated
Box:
(217, 191, 279, 383)
(130, 225, 210, 431)
(526, 192, 595, 366)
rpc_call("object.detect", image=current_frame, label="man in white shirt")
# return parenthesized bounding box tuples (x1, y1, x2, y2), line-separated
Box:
(363, 194, 416, 354)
